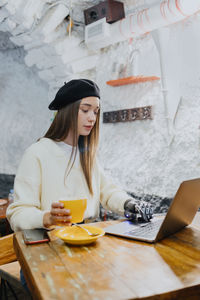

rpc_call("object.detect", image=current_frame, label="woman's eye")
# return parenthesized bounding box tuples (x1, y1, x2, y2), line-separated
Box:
(82, 110, 88, 113)
(94, 111, 98, 115)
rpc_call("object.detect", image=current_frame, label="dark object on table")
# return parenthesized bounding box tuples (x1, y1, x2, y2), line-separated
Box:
(23, 229, 50, 245)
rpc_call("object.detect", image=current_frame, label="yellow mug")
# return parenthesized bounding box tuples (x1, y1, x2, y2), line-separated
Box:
(59, 199, 87, 223)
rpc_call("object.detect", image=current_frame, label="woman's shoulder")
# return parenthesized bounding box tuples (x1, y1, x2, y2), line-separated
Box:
(24, 138, 63, 157)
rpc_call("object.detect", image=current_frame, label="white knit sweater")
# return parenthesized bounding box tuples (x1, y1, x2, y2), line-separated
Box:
(7, 138, 129, 231)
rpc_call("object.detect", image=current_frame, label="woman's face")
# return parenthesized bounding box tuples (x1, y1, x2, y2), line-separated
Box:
(78, 96, 100, 136)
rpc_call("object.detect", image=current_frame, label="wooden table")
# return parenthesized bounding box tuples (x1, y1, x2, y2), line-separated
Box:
(0, 199, 9, 220)
(0, 199, 11, 235)
(13, 213, 200, 300)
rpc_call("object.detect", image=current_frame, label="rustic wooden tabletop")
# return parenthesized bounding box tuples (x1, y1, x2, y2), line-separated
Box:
(0, 199, 9, 219)
(14, 213, 200, 300)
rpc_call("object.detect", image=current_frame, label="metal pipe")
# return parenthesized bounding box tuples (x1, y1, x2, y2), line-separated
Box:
(86, 0, 200, 49)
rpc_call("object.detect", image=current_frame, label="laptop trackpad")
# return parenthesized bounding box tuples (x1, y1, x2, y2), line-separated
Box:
(105, 220, 141, 235)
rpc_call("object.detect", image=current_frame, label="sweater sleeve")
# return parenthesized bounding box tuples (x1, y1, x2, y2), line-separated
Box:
(97, 161, 129, 215)
(6, 148, 46, 231)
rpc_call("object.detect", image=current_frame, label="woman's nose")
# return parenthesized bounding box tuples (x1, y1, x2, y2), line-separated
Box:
(88, 112, 96, 122)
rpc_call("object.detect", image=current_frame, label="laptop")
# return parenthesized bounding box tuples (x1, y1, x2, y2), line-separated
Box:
(105, 178, 200, 243)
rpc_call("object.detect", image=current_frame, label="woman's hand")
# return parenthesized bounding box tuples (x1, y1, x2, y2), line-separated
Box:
(43, 202, 72, 228)
(124, 199, 153, 222)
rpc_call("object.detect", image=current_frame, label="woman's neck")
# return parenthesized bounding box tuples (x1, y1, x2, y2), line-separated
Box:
(63, 131, 79, 146)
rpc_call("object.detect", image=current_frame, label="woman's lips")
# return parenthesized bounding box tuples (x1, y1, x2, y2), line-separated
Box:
(84, 125, 93, 130)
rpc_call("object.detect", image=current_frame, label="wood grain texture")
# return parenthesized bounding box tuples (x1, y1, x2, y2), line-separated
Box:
(0, 233, 17, 265)
(0, 199, 9, 219)
(13, 213, 200, 300)
(0, 261, 20, 279)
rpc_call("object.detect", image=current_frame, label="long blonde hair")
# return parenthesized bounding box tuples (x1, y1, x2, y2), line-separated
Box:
(44, 100, 100, 195)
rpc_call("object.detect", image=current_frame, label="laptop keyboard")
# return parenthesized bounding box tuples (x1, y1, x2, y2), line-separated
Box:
(125, 219, 163, 239)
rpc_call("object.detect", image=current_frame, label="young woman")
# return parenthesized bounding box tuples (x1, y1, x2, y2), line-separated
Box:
(7, 79, 152, 231)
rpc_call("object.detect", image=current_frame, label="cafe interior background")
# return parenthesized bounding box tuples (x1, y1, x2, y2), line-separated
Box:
(1, 0, 200, 217)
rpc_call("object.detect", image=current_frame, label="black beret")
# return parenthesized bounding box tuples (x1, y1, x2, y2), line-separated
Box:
(48, 79, 100, 110)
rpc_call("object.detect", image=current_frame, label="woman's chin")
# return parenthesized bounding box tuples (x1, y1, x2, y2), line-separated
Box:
(80, 131, 91, 136)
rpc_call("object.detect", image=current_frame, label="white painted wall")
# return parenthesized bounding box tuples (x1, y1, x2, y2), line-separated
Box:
(0, 36, 51, 173)
(98, 16, 200, 197)
(0, 0, 200, 199)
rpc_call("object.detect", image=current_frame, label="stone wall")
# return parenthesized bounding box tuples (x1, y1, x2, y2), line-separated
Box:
(0, 1, 200, 209)
(0, 31, 51, 174)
